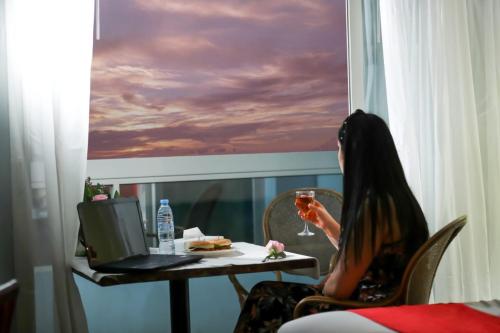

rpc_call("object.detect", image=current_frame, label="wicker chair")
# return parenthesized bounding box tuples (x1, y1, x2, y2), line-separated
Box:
(184, 182, 223, 231)
(293, 215, 467, 318)
(0, 279, 19, 333)
(228, 188, 343, 308)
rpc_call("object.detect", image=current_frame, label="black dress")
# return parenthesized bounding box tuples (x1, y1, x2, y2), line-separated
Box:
(233, 241, 409, 333)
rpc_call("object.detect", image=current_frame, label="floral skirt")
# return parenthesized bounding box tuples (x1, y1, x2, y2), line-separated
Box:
(233, 281, 342, 333)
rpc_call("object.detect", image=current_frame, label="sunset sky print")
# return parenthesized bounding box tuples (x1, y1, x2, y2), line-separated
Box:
(88, 0, 348, 159)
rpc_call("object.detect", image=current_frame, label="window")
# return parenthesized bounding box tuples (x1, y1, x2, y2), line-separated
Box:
(87, 0, 357, 184)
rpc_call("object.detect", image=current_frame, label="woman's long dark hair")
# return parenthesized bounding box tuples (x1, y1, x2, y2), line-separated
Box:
(338, 110, 429, 264)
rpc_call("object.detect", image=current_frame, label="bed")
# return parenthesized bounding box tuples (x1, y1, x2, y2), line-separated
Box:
(279, 300, 500, 333)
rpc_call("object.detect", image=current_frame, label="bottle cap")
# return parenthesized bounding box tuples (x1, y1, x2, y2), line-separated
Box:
(160, 199, 169, 205)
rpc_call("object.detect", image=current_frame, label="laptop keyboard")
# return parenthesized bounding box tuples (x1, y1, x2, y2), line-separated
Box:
(95, 254, 202, 273)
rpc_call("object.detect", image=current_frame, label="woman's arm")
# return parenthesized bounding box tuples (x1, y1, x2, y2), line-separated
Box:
(297, 200, 341, 248)
(322, 250, 374, 298)
(322, 207, 384, 298)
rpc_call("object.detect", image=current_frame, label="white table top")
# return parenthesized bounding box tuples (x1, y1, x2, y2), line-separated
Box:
(72, 241, 320, 286)
(173, 240, 320, 277)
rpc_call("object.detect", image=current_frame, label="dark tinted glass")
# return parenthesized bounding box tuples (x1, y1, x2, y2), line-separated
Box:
(78, 198, 148, 265)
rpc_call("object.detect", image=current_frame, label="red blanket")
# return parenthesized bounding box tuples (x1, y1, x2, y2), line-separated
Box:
(350, 303, 500, 332)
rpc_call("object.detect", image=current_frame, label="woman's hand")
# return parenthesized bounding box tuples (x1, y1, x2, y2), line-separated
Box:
(298, 200, 332, 230)
(297, 199, 340, 247)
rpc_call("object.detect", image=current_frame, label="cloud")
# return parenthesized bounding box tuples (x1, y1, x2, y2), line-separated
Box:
(179, 53, 348, 115)
(91, 64, 186, 91)
(121, 92, 165, 111)
(89, 51, 348, 153)
(88, 121, 265, 158)
(133, 0, 335, 24)
(87, 119, 341, 159)
(89, 0, 348, 159)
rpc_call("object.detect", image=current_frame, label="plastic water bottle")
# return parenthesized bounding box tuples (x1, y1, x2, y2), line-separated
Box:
(157, 199, 175, 254)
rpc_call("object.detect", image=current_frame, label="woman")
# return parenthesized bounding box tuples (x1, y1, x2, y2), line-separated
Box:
(233, 110, 429, 333)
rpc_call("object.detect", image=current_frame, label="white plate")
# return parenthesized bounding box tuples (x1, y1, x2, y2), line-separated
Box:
(185, 248, 236, 257)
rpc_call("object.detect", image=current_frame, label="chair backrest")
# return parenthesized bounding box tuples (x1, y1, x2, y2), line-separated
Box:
(184, 182, 223, 232)
(0, 279, 19, 333)
(263, 188, 342, 275)
(400, 216, 467, 305)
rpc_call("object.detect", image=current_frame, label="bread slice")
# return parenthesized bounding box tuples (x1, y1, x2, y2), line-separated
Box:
(188, 238, 232, 251)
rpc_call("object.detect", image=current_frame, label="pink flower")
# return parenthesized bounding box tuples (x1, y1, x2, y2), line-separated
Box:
(266, 240, 285, 253)
(263, 240, 286, 262)
(92, 194, 108, 201)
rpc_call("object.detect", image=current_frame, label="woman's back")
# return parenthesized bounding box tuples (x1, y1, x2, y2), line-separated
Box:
(325, 109, 429, 300)
(352, 240, 407, 302)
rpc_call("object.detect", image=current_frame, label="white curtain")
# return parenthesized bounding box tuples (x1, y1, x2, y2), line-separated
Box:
(380, 0, 500, 302)
(5, 0, 94, 332)
(362, 0, 388, 122)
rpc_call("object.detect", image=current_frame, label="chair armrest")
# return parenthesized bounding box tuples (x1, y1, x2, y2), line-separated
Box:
(293, 295, 388, 319)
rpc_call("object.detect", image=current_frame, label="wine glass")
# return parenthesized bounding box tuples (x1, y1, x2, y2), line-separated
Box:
(295, 190, 315, 236)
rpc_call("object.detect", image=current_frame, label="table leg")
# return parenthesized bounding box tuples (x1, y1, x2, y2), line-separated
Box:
(170, 279, 190, 333)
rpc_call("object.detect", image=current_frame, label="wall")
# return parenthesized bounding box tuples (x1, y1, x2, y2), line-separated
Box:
(0, 0, 14, 283)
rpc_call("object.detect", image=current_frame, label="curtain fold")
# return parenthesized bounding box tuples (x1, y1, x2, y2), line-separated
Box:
(380, 0, 500, 302)
(362, 0, 388, 121)
(5, 0, 94, 331)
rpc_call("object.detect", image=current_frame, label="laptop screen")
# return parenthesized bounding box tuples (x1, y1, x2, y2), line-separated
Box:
(77, 198, 149, 266)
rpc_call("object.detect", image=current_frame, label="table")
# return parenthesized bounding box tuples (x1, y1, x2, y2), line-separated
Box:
(72, 241, 319, 333)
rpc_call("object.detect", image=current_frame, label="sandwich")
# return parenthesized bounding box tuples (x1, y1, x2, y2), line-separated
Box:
(188, 238, 232, 251)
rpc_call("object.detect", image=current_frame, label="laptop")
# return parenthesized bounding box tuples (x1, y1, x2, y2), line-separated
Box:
(77, 197, 202, 273)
